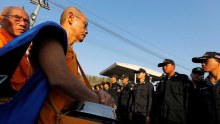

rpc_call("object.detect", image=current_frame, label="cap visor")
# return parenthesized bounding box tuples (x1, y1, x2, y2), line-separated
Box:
(134, 70, 139, 73)
(192, 57, 207, 63)
(158, 63, 165, 67)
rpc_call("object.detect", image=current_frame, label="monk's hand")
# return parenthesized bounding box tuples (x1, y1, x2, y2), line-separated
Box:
(94, 90, 117, 109)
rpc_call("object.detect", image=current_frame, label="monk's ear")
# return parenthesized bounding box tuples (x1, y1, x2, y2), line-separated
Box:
(67, 12, 74, 25)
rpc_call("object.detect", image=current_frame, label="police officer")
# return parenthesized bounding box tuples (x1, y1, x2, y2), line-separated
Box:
(188, 67, 204, 124)
(154, 59, 191, 124)
(190, 67, 205, 89)
(118, 74, 134, 124)
(102, 82, 110, 94)
(192, 52, 220, 124)
(129, 68, 153, 124)
(109, 74, 121, 106)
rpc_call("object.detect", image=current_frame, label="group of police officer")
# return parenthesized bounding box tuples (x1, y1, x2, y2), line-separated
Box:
(108, 68, 153, 124)
(108, 52, 220, 124)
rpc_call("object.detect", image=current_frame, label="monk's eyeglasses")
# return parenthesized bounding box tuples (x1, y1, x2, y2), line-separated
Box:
(2, 15, 30, 26)
(73, 15, 88, 29)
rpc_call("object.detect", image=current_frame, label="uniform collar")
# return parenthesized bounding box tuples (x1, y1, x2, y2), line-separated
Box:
(167, 72, 178, 79)
(139, 81, 146, 85)
(204, 76, 220, 86)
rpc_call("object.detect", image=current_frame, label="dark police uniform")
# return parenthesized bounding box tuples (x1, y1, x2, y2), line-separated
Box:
(118, 82, 134, 124)
(130, 81, 153, 124)
(196, 77, 220, 124)
(154, 72, 190, 124)
(110, 83, 121, 106)
(188, 79, 204, 124)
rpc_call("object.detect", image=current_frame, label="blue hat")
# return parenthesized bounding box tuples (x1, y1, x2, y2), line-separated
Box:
(121, 74, 129, 79)
(192, 67, 204, 75)
(110, 74, 119, 79)
(134, 68, 146, 73)
(158, 59, 175, 67)
(192, 52, 220, 63)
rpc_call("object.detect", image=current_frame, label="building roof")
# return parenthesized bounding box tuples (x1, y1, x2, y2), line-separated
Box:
(99, 62, 162, 81)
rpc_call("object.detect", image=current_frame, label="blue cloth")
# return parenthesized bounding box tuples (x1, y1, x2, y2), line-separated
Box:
(0, 21, 67, 124)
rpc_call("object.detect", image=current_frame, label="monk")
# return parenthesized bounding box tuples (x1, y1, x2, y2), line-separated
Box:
(0, 7, 31, 98)
(37, 6, 116, 124)
(0, 6, 115, 123)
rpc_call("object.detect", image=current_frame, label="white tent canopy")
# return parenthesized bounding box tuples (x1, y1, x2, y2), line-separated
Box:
(99, 62, 162, 82)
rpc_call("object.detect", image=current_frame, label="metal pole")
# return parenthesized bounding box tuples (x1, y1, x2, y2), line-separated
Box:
(30, 0, 50, 28)
(30, 0, 42, 28)
(134, 73, 136, 84)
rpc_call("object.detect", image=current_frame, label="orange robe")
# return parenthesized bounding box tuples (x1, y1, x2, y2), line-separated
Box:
(38, 46, 96, 124)
(0, 28, 32, 91)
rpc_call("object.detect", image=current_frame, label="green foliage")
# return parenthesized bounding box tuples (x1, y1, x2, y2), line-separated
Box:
(86, 75, 110, 87)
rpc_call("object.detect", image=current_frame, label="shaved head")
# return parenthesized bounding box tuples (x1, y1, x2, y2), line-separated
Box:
(1, 6, 28, 17)
(60, 6, 87, 25)
(0, 6, 29, 36)
(60, 6, 88, 45)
